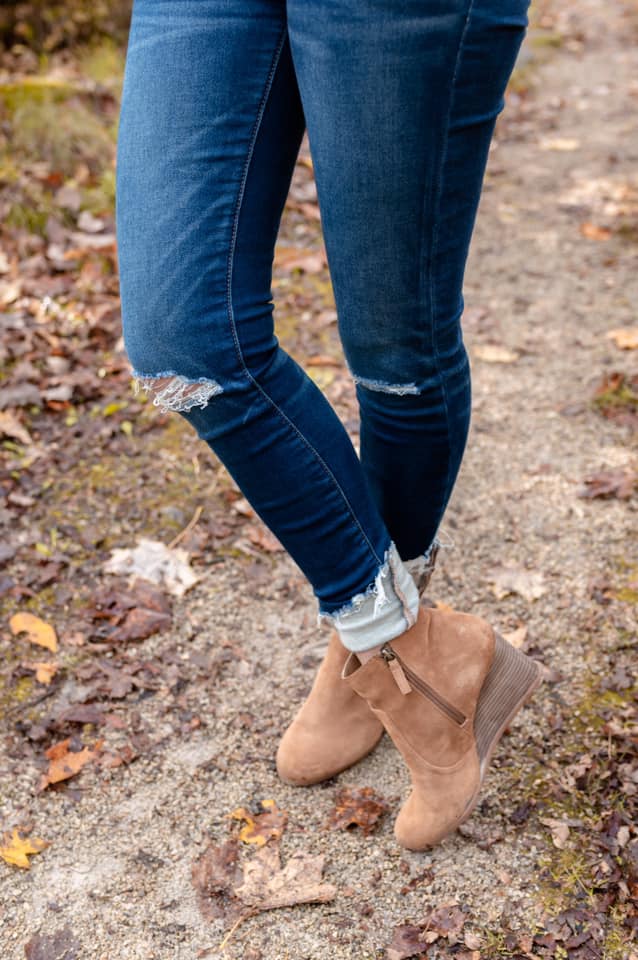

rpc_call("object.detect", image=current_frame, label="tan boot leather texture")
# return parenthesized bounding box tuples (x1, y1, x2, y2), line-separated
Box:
(342, 604, 542, 850)
(276, 628, 384, 785)
(276, 547, 440, 786)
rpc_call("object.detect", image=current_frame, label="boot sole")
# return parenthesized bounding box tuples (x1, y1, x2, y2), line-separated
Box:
(457, 631, 543, 828)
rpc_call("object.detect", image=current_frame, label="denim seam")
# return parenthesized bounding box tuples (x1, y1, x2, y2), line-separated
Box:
(225, 28, 384, 570)
(421, 0, 476, 540)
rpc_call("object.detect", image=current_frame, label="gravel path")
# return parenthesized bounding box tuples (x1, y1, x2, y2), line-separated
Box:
(2, 0, 637, 957)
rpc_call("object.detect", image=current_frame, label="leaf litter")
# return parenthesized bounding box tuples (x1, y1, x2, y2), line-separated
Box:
(192, 799, 336, 948)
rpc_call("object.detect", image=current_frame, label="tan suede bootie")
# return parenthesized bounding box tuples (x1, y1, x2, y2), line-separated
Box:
(276, 544, 440, 786)
(342, 604, 542, 849)
(276, 628, 384, 785)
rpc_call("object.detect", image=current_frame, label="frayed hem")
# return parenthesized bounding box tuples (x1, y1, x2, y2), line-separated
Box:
(317, 542, 418, 628)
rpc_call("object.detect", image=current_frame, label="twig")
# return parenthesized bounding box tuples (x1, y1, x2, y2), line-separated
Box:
(167, 505, 203, 550)
(4, 686, 58, 718)
(217, 909, 258, 952)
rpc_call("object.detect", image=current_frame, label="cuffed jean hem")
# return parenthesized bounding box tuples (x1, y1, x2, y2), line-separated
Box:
(403, 527, 456, 594)
(317, 542, 420, 652)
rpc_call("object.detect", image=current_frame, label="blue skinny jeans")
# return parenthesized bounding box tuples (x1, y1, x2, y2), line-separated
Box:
(115, 0, 530, 652)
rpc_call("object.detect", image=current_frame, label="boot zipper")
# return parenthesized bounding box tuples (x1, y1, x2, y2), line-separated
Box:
(380, 644, 467, 726)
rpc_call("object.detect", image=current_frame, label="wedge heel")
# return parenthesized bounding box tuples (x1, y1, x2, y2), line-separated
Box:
(474, 632, 542, 777)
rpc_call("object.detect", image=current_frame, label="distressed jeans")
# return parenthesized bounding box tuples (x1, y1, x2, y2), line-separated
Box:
(115, 0, 530, 651)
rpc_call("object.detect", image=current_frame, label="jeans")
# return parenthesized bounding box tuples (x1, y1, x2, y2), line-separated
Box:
(115, 0, 530, 651)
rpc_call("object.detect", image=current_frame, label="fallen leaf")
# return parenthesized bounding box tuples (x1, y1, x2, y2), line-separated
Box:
(23, 661, 59, 684)
(99, 743, 140, 769)
(502, 625, 528, 649)
(326, 785, 390, 835)
(104, 538, 200, 596)
(192, 839, 244, 922)
(9, 612, 58, 652)
(86, 580, 173, 644)
(464, 930, 482, 950)
(580, 222, 612, 241)
(386, 924, 428, 960)
(110, 606, 172, 642)
(473, 344, 520, 363)
(245, 525, 284, 554)
(592, 371, 638, 427)
(540, 817, 570, 849)
(579, 468, 636, 500)
(230, 799, 288, 846)
(39, 737, 103, 790)
(56, 704, 105, 725)
(426, 903, 467, 942)
(24, 926, 80, 960)
(489, 565, 547, 602)
(234, 842, 336, 911)
(0, 827, 49, 869)
(192, 837, 336, 941)
(606, 327, 638, 349)
(0, 410, 32, 444)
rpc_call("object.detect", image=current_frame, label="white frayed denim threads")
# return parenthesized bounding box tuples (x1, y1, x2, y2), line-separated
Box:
(318, 542, 420, 653)
(132, 371, 223, 413)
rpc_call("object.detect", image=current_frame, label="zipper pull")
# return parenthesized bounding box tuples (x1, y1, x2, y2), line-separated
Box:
(381, 644, 412, 696)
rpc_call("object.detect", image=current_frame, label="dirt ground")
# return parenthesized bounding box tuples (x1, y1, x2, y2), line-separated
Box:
(1, 0, 637, 957)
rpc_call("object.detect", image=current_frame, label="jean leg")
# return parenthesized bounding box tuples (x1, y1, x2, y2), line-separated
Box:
(287, 0, 530, 565)
(115, 0, 419, 647)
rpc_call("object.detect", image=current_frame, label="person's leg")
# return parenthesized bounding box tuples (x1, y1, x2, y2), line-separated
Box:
(287, 0, 531, 600)
(285, 0, 542, 846)
(115, 0, 419, 650)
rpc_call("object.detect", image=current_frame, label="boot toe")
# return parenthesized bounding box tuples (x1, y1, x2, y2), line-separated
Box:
(276, 716, 384, 786)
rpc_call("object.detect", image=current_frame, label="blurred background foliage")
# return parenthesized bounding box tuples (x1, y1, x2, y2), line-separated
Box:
(0, 2, 132, 235)
(0, 2, 131, 54)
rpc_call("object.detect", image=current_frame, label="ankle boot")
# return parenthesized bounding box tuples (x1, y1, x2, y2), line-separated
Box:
(276, 628, 385, 785)
(342, 604, 542, 849)
(276, 545, 442, 786)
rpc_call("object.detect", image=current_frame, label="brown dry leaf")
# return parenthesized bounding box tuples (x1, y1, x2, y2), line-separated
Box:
(387, 924, 429, 960)
(192, 837, 336, 946)
(502, 626, 528, 649)
(230, 799, 288, 846)
(426, 903, 468, 942)
(0, 827, 49, 869)
(464, 931, 482, 950)
(88, 580, 173, 635)
(9, 612, 58, 652)
(489, 565, 547, 603)
(580, 221, 612, 241)
(606, 327, 638, 350)
(245, 524, 284, 554)
(0, 410, 32, 444)
(110, 606, 172, 642)
(580, 468, 636, 500)
(25, 661, 59, 684)
(39, 737, 103, 790)
(473, 344, 520, 363)
(234, 841, 336, 911)
(540, 816, 570, 849)
(24, 926, 80, 960)
(192, 839, 244, 922)
(326, 785, 390, 836)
